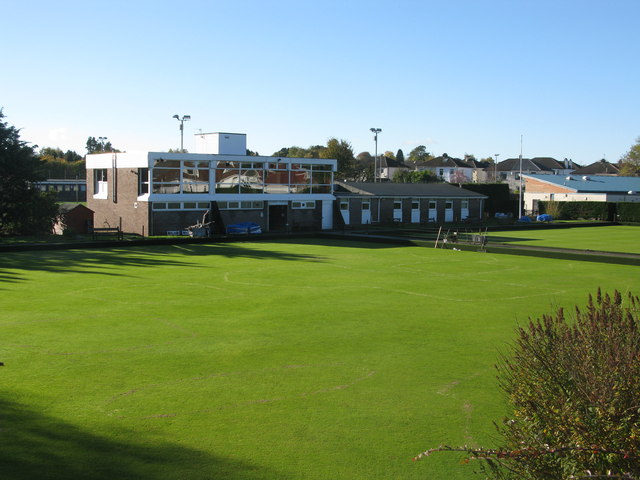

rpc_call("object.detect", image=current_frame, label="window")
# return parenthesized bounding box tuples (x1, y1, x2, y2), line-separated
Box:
(412, 201, 419, 210)
(138, 168, 149, 195)
(445, 201, 453, 210)
(152, 160, 180, 194)
(393, 199, 402, 210)
(461, 200, 469, 209)
(340, 200, 349, 210)
(217, 201, 263, 210)
(94, 169, 107, 197)
(153, 201, 211, 211)
(438, 169, 444, 176)
(362, 200, 370, 210)
(292, 201, 315, 209)
(429, 201, 436, 209)
(182, 160, 209, 193)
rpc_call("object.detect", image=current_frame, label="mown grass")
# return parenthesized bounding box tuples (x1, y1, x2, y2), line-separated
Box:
(490, 225, 640, 254)
(1, 237, 638, 479)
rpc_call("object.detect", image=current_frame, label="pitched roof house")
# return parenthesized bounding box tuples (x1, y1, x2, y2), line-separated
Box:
(496, 157, 579, 191)
(377, 156, 410, 181)
(571, 159, 620, 176)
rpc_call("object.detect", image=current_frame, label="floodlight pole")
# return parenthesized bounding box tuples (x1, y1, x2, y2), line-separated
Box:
(494, 153, 499, 182)
(173, 114, 191, 152)
(370, 128, 381, 182)
(518, 135, 523, 218)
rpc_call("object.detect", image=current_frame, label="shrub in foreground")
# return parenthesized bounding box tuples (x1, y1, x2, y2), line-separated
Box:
(415, 289, 640, 479)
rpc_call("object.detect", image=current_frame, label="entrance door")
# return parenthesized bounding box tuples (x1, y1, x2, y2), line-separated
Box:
(322, 200, 333, 229)
(393, 199, 403, 222)
(411, 200, 420, 223)
(269, 205, 288, 231)
(339, 200, 350, 225)
(445, 201, 454, 222)
(428, 201, 437, 222)
(361, 200, 371, 224)
(461, 200, 469, 220)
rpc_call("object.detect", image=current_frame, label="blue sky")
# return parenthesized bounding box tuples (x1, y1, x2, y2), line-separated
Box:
(3, 0, 639, 164)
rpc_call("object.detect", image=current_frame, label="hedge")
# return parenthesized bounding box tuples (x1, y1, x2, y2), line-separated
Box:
(617, 203, 640, 223)
(538, 201, 640, 222)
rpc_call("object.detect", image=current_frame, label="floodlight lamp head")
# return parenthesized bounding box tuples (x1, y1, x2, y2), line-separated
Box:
(184, 115, 191, 121)
(173, 114, 179, 120)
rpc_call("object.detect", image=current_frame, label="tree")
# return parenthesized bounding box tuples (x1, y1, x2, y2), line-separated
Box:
(619, 137, 640, 176)
(392, 170, 435, 183)
(352, 152, 374, 182)
(0, 110, 59, 235)
(383, 150, 395, 160)
(396, 149, 405, 164)
(86, 136, 119, 154)
(39, 147, 85, 179)
(321, 138, 355, 179)
(271, 145, 326, 159)
(415, 289, 640, 480)
(407, 145, 432, 163)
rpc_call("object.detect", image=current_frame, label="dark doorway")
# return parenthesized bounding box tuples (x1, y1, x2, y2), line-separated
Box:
(269, 205, 288, 232)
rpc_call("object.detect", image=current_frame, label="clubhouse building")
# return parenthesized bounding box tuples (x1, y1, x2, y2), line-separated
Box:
(86, 132, 487, 236)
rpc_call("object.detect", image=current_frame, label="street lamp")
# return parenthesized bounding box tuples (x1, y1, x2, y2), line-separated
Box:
(494, 153, 500, 182)
(370, 128, 382, 182)
(173, 114, 191, 151)
(518, 135, 523, 219)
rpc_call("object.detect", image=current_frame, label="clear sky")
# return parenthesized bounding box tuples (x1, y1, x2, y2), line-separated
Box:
(3, 0, 639, 164)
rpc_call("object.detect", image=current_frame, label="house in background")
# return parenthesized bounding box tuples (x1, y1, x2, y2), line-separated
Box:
(495, 157, 579, 192)
(522, 174, 640, 214)
(86, 133, 337, 236)
(571, 159, 620, 176)
(377, 156, 409, 181)
(412, 154, 490, 183)
(334, 181, 487, 225)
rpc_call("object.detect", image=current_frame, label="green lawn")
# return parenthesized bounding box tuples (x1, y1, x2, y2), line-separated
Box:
(1, 238, 639, 479)
(490, 225, 640, 254)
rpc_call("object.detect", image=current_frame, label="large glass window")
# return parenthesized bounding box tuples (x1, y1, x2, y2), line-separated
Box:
(264, 162, 289, 194)
(215, 161, 240, 193)
(239, 166, 264, 193)
(182, 160, 210, 193)
(150, 159, 333, 196)
(152, 159, 180, 194)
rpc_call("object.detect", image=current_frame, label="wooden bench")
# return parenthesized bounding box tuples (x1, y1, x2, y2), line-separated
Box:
(92, 227, 123, 241)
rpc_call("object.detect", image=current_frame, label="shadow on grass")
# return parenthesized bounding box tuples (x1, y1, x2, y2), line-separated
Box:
(0, 242, 331, 285)
(0, 397, 284, 480)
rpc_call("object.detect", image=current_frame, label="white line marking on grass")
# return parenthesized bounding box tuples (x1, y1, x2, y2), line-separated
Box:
(172, 244, 196, 253)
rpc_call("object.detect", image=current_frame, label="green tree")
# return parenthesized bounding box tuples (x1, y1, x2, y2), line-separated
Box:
(415, 289, 640, 480)
(407, 145, 432, 163)
(619, 136, 640, 176)
(352, 151, 374, 181)
(392, 169, 435, 183)
(321, 138, 355, 179)
(0, 110, 59, 235)
(86, 136, 118, 154)
(396, 149, 405, 164)
(39, 147, 85, 179)
(271, 145, 326, 159)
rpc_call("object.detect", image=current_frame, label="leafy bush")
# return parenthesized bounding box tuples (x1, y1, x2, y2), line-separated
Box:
(415, 290, 640, 479)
